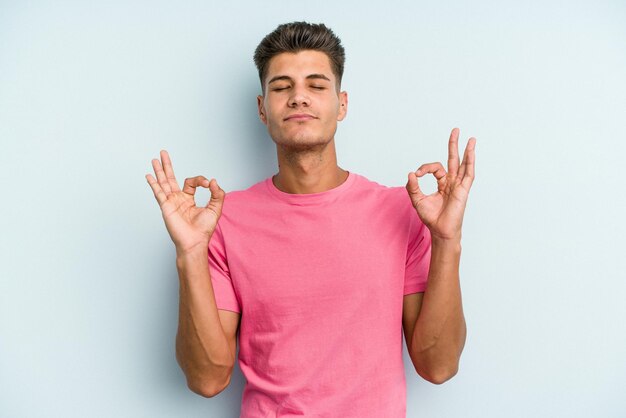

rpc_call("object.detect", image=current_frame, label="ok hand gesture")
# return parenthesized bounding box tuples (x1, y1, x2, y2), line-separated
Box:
(406, 128, 476, 241)
(146, 150, 225, 255)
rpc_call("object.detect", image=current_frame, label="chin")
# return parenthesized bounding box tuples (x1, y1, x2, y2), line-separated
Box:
(270, 128, 330, 148)
(278, 140, 328, 152)
(272, 135, 331, 152)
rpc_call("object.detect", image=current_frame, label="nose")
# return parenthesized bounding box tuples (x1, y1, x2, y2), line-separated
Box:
(288, 85, 310, 107)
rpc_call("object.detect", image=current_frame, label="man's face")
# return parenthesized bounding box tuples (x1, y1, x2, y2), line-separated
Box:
(257, 50, 348, 151)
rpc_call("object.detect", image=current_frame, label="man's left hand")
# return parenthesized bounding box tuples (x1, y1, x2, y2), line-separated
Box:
(406, 128, 476, 241)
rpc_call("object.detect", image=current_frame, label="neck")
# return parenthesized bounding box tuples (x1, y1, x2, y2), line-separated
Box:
(272, 138, 349, 194)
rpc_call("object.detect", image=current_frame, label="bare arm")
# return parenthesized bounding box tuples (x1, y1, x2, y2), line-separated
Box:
(402, 238, 465, 384)
(175, 250, 240, 397)
(404, 127, 476, 384)
(146, 150, 239, 397)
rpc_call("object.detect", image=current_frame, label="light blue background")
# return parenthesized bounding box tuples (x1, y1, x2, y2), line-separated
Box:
(1, 1, 624, 417)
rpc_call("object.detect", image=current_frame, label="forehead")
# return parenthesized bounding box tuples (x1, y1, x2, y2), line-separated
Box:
(265, 50, 335, 81)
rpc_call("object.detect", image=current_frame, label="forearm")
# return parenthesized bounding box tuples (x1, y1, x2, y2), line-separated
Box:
(411, 236, 466, 382)
(175, 250, 234, 394)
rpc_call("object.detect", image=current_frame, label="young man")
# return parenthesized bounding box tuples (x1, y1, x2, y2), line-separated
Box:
(146, 22, 475, 417)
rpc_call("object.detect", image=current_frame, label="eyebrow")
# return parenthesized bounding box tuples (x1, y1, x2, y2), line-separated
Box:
(268, 74, 331, 85)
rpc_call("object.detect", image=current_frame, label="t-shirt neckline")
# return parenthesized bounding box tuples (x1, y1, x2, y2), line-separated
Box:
(265, 171, 356, 206)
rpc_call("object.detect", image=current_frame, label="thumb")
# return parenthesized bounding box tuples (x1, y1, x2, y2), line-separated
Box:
(406, 172, 424, 206)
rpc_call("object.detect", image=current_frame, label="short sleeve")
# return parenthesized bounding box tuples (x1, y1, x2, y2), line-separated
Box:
(403, 209, 432, 295)
(208, 222, 241, 313)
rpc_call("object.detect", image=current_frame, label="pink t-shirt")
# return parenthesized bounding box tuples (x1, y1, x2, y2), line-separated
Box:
(208, 171, 431, 417)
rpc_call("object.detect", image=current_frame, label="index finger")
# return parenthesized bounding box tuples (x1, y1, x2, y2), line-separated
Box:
(447, 127, 460, 177)
(160, 150, 181, 192)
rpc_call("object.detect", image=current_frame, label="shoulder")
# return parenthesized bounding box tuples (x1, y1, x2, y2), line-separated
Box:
(353, 173, 425, 235)
(221, 177, 269, 208)
(351, 172, 414, 211)
(214, 177, 275, 232)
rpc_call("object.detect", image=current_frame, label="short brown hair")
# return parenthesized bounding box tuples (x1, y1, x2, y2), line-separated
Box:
(253, 22, 345, 92)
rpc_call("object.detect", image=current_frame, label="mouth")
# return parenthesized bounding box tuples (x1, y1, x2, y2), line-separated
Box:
(284, 113, 317, 122)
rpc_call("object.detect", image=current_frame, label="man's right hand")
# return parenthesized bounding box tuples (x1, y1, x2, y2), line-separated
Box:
(146, 150, 225, 256)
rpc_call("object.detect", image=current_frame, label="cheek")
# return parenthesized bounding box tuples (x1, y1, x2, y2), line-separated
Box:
(265, 102, 283, 122)
(325, 102, 341, 121)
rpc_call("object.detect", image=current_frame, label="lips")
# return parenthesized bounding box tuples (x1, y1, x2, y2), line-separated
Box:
(284, 113, 317, 121)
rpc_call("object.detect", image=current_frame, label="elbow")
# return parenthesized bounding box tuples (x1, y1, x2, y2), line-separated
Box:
(413, 355, 460, 385)
(176, 347, 235, 398)
(411, 333, 466, 385)
(179, 358, 234, 398)
(419, 363, 459, 385)
(187, 373, 232, 398)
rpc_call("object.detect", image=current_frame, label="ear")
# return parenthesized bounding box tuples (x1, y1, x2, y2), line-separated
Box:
(337, 91, 348, 121)
(257, 95, 267, 125)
